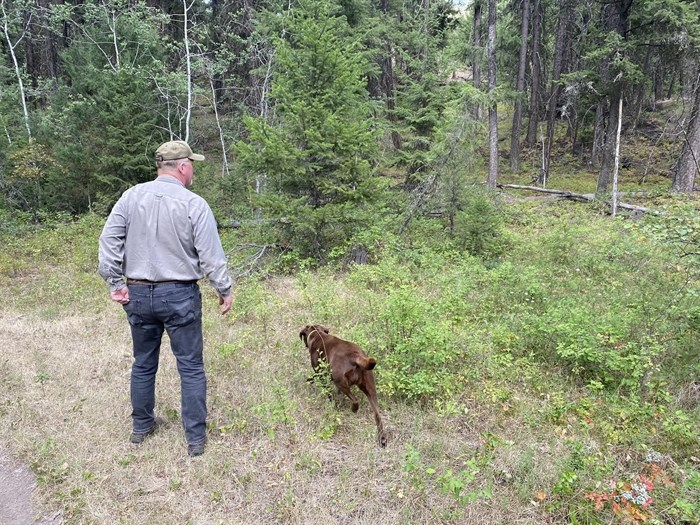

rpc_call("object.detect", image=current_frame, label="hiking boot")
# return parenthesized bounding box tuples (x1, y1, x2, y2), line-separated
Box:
(130, 416, 166, 444)
(187, 440, 206, 457)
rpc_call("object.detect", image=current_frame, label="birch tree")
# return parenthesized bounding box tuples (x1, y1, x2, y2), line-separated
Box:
(182, 0, 194, 142)
(1, 0, 32, 140)
(486, 0, 498, 188)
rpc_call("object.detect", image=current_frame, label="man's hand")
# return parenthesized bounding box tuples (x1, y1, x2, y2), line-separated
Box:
(110, 287, 130, 304)
(219, 294, 233, 315)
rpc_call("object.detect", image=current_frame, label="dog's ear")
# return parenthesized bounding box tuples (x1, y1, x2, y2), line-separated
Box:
(299, 325, 311, 346)
(316, 324, 330, 334)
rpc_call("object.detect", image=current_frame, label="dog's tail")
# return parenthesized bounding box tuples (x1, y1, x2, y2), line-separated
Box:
(355, 356, 377, 370)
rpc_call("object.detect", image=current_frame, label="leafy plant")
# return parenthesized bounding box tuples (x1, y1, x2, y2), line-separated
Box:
(453, 190, 509, 259)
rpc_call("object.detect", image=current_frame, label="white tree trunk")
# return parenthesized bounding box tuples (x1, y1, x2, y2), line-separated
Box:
(1, 0, 32, 140)
(612, 95, 623, 216)
(183, 0, 193, 142)
(486, 0, 498, 188)
(109, 8, 120, 70)
(209, 76, 229, 177)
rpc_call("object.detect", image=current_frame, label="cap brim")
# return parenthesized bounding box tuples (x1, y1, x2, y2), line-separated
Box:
(189, 153, 205, 161)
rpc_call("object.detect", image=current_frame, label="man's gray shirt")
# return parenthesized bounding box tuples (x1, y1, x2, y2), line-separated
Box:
(98, 176, 232, 297)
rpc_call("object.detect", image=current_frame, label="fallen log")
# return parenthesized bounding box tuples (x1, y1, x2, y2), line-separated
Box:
(496, 184, 663, 216)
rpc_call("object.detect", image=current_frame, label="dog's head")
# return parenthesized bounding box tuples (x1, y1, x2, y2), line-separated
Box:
(299, 324, 329, 347)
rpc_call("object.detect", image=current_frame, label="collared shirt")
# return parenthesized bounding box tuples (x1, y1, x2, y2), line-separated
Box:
(98, 175, 232, 297)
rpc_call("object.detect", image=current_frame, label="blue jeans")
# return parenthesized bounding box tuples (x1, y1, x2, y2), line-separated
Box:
(122, 282, 206, 445)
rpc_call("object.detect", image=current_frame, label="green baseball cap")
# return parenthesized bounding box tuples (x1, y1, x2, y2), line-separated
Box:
(155, 140, 205, 161)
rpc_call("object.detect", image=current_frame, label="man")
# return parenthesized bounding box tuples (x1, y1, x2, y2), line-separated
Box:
(98, 140, 233, 457)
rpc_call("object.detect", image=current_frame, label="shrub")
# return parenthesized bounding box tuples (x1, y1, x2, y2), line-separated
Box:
(453, 191, 509, 259)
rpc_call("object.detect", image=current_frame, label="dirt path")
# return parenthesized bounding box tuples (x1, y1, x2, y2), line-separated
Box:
(0, 449, 62, 525)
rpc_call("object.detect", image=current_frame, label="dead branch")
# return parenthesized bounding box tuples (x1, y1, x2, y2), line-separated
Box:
(496, 184, 663, 215)
(228, 243, 273, 278)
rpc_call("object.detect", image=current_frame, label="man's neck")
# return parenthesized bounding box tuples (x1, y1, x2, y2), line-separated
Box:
(157, 171, 186, 185)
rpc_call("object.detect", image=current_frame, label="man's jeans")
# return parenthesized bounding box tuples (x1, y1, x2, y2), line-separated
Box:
(123, 282, 206, 445)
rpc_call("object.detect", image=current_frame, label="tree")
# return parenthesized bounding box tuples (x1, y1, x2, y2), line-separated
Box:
(23, 0, 62, 86)
(525, 0, 544, 147)
(486, 0, 498, 188)
(182, 0, 194, 142)
(539, 0, 572, 185)
(472, 0, 483, 120)
(381, 0, 457, 187)
(37, 68, 164, 213)
(594, 0, 633, 194)
(1, 0, 32, 140)
(510, 0, 530, 173)
(673, 71, 700, 192)
(34, 0, 170, 212)
(235, 0, 383, 262)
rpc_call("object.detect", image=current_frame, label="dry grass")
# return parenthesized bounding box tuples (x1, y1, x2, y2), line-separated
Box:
(0, 274, 558, 525)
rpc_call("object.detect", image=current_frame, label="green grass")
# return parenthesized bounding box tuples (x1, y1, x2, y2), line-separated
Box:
(1, 195, 699, 524)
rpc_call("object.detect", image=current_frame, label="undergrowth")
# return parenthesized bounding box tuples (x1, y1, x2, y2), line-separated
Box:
(1, 195, 699, 524)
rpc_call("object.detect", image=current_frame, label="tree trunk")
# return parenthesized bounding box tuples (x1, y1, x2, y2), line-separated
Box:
(183, 0, 192, 142)
(654, 58, 665, 104)
(377, 0, 400, 150)
(510, 0, 530, 173)
(631, 48, 653, 130)
(24, 0, 61, 90)
(525, 0, 543, 146)
(487, 0, 498, 188)
(673, 71, 700, 192)
(681, 53, 695, 102)
(596, 0, 632, 195)
(1, 0, 32, 140)
(597, 82, 623, 194)
(612, 96, 623, 216)
(591, 100, 606, 168)
(540, 0, 572, 184)
(472, 0, 483, 120)
(381, 52, 401, 150)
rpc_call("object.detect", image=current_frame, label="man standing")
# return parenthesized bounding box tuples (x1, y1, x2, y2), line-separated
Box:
(99, 140, 233, 457)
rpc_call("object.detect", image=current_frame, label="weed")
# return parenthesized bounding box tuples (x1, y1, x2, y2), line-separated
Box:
(402, 445, 491, 506)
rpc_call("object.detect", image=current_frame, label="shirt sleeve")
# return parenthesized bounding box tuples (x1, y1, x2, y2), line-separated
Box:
(98, 195, 128, 292)
(191, 202, 233, 297)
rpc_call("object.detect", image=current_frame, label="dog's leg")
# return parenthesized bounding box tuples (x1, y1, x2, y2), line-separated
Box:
(359, 372, 387, 448)
(334, 373, 360, 412)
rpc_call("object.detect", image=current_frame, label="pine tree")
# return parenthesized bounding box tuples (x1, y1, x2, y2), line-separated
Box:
(235, 0, 383, 262)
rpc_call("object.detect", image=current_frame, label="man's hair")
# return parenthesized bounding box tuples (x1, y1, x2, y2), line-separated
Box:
(156, 159, 181, 170)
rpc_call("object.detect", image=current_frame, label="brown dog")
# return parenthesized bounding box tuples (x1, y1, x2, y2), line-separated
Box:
(299, 325, 387, 448)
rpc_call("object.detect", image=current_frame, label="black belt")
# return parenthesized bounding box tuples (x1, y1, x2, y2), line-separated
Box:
(127, 279, 198, 286)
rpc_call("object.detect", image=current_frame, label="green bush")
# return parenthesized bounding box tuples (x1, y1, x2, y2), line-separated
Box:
(527, 300, 664, 391)
(453, 191, 509, 259)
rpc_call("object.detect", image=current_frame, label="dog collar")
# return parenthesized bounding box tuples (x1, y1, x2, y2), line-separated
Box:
(307, 329, 319, 343)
